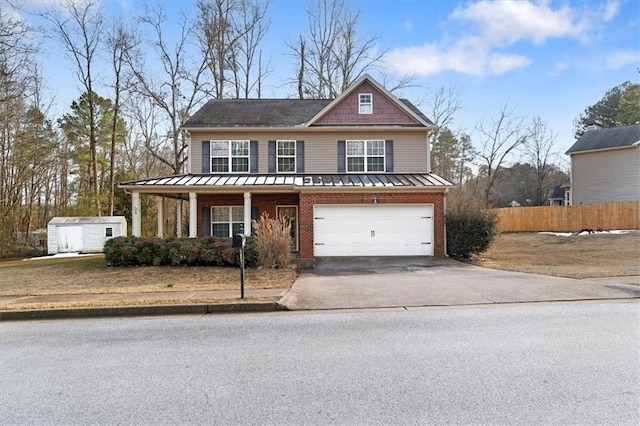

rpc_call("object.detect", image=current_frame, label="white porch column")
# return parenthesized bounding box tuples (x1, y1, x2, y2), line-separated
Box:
(189, 192, 198, 238)
(132, 192, 141, 237)
(243, 192, 252, 235)
(157, 197, 164, 238)
(176, 202, 183, 238)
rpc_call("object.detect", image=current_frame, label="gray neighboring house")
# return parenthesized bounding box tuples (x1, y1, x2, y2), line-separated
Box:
(548, 184, 570, 206)
(566, 123, 640, 205)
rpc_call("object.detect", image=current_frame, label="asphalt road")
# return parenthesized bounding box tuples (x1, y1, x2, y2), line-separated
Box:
(1, 302, 639, 425)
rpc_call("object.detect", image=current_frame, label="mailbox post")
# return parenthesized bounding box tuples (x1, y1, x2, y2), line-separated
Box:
(232, 232, 247, 299)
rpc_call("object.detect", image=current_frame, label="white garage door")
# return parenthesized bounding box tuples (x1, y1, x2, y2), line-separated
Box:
(313, 204, 434, 256)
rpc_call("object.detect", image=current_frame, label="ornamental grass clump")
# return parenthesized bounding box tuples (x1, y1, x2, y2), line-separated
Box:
(253, 213, 291, 268)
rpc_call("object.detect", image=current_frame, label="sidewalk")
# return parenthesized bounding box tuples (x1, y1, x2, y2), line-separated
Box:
(0, 288, 288, 321)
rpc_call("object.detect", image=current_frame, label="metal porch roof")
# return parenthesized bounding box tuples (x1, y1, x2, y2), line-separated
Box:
(120, 173, 453, 190)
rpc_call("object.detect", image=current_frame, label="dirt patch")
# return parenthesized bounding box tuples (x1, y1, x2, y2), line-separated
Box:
(474, 231, 640, 279)
(0, 255, 297, 297)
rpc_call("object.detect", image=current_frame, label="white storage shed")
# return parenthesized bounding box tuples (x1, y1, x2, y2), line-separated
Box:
(47, 216, 128, 254)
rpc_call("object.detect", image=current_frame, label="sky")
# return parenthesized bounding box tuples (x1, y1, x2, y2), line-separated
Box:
(8, 0, 640, 165)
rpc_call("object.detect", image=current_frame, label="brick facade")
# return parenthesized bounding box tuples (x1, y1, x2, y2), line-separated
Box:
(197, 193, 299, 234)
(196, 190, 446, 258)
(298, 191, 446, 258)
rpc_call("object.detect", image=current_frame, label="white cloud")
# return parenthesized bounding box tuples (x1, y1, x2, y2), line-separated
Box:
(403, 19, 413, 31)
(487, 53, 533, 75)
(450, 0, 581, 45)
(384, 0, 624, 77)
(601, 0, 620, 22)
(603, 50, 639, 70)
(384, 38, 531, 77)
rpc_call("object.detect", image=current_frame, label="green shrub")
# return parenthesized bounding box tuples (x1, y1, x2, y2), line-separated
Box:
(446, 208, 498, 258)
(103, 236, 257, 268)
(253, 213, 291, 268)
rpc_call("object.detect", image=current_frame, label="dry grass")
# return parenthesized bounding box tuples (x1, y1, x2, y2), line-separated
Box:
(0, 255, 297, 297)
(474, 231, 640, 279)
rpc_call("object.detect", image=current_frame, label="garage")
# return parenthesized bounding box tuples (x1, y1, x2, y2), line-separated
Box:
(313, 204, 434, 256)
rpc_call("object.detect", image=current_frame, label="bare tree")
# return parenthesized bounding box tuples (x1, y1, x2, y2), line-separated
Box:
(105, 22, 136, 216)
(524, 117, 559, 205)
(0, 7, 33, 103)
(290, 0, 386, 99)
(476, 102, 527, 205)
(127, 5, 210, 175)
(196, 0, 270, 99)
(125, 5, 211, 237)
(424, 85, 463, 133)
(235, 0, 270, 98)
(41, 0, 104, 214)
(420, 85, 464, 172)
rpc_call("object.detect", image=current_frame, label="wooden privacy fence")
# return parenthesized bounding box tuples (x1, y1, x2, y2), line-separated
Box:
(494, 201, 640, 232)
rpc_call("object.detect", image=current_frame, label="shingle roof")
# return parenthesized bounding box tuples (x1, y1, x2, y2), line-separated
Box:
(548, 185, 565, 200)
(182, 98, 433, 128)
(183, 99, 333, 128)
(398, 99, 434, 125)
(566, 124, 640, 154)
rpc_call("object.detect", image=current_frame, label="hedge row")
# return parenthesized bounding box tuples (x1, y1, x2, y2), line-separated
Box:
(103, 236, 258, 267)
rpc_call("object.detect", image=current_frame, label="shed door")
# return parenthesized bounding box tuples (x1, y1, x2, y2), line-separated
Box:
(313, 204, 433, 256)
(57, 226, 83, 253)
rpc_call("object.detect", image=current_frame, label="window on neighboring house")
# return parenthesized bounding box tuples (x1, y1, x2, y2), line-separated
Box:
(211, 206, 244, 238)
(105, 227, 113, 237)
(346, 140, 385, 172)
(211, 140, 250, 173)
(277, 140, 296, 173)
(359, 93, 372, 114)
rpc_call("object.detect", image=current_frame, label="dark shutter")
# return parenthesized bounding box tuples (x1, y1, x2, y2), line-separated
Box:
(201, 207, 211, 236)
(251, 206, 259, 235)
(296, 140, 305, 173)
(250, 140, 258, 173)
(202, 141, 210, 174)
(385, 140, 394, 172)
(268, 140, 276, 173)
(337, 140, 346, 173)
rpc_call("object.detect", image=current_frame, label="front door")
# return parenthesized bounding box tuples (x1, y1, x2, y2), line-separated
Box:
(276, 206, 298, 252)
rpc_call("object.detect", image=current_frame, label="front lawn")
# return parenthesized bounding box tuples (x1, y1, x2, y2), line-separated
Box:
(0, 255, 296, 297)
(473, 231, 640, 279)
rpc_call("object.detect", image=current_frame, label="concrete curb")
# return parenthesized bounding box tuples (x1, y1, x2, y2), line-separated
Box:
(0, 301, 283, 321)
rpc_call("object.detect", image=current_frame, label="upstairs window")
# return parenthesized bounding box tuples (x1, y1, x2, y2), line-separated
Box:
(277, 140, 296, 173)
(211, 140, 250, 173)
(346, 140, 385, 172)
(105, 227, 113, 237)
(359, 93, 373, 114)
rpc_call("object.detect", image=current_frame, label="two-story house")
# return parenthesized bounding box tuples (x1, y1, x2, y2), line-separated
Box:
(119, 75, 453, 263)
(566, 123, 640, 205)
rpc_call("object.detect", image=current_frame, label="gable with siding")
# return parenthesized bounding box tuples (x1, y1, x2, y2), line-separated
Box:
(312, 81, 421, 126)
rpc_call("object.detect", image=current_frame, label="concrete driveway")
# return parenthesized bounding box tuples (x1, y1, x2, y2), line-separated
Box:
(279, 257, 640, 310)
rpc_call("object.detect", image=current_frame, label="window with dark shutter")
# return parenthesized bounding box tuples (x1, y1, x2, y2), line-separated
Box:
(268, 140, 276, 173)
(202, 141, 210, 173)
(337, 140, 346, 173)
(250, 141, 258, 173)
(385, 140, 394, 172)
(296, 140, 305, 173)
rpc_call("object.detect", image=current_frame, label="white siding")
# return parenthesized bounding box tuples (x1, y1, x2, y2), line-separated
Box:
(47, 217, 127, 254)
(571, 147, 640, 205)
